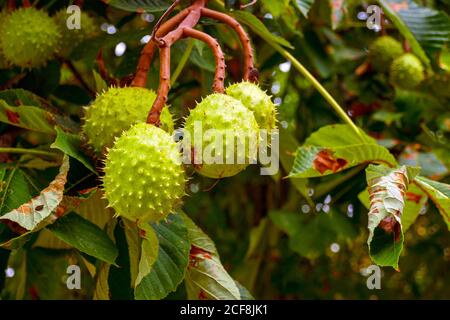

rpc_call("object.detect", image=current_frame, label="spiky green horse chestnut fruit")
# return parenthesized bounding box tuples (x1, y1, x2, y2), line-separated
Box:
(82, 87, 173, 154)
(103, 123, 186, 223)
(53, 10, 99, 57)
(226, 82, 277, 132)
(0, 8, 61, 68)
(183, 94, 260, 179)
(368, 36, 404, 72)
(390, 53, 425, 90)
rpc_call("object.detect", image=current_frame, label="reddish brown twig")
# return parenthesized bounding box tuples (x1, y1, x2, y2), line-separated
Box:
(134, 0, 257, 126)
(131, 8, 190, 88)
(22, 0, 31, 7)
(145, 0, 207, 126)
(0, 73, 26, 90)
(201, 8, 257, 81)
(183, 28, 225, 93)
(157, 0, 205, 46)
(150, 0, 183, 46)
(147, 46, 171, 125)
(96, 49, 118, 87)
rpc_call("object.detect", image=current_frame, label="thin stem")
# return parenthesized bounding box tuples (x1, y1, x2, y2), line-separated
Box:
(273, 43, 364, 141)
(64, 60, 96, 97)
(171, 39, 195, 85)
(147, 46, 171, 126)
(0, 147, 59, 158)
(132, 8, 190, 88)
(96, 49, 117, 87)
(42, 0, 59, 10)
(22, 0, 31, 7)
(183, 28, 225, 93)
(150, 0, 182, 45)
(201, 8, 257, 81)
(0, 73, 26, 90)
(65, 172, 97, 193)
(145, 0, 208, 124)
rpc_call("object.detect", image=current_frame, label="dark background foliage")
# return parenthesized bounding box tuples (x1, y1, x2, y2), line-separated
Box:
(0, 0, 449, 300)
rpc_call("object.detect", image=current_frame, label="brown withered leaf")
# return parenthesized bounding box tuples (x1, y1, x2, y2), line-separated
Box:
(365, 164, 420, 269)
(0, 155, 69, 231)
(313, 149, 348, 174)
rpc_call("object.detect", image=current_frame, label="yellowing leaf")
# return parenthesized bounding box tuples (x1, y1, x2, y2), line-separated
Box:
(415, 176, 450, 230)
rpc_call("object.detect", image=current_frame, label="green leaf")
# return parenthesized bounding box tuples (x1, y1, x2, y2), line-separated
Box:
(74, 189, 113, 229)
(92, 218, 115, 300)
(293, 0, 317, 17)
(189, 40, 217, 73)
(33, 228, 72, 250)
(365, 164, 419, 269)
(0, 156, 70, 231)
(0, 100, 56, 134)
(51, 126, 96, 173)
(414, 176, 450, 230)
(25, 189, 99, 249)
(1, 248, 27, 299)
(0, 167, 32, 216)
(0, 89, 49, 108)
(260, 0, 290, 18)
(377, 0, 430, 66)
(0, 89, 78, 133)
(123, 219, 140, 288)
(270, 210, 356, 259)
(47, 212, 118, 264)
(235, 281, 255, 300)
(231, 11, 294, 49)
(401, 184, 428, 231)
(233, 218, 268, 293)
(392, 0, 450, 50)
(135, 224, 159, 287)
(289, 124, 397, 178)
(134, 213, 190, 300)
(93, 262, 111, 300)
(105, 0, 171, 12)
(183, 213, 242, 300)
(92, 70, 108, 93)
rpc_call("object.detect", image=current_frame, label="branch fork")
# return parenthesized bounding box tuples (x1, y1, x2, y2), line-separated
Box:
(131, 0, 257, 126)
